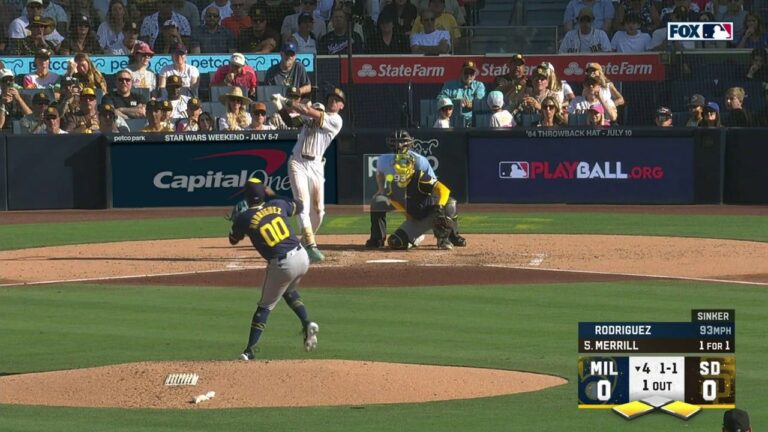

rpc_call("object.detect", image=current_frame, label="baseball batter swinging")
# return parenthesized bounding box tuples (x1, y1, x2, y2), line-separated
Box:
(271, 87, 346, 262)
(366, 130, 466, 249)
(228, 178, 319, 360)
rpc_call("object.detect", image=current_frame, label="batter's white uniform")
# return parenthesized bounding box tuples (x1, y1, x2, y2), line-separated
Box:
(288, 110, 343, 244)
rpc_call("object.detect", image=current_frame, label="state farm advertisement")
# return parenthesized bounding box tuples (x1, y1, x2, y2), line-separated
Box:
(340, 54, 664, 84)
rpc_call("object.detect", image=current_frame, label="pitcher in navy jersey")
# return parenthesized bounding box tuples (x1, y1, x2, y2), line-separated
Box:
(228, 177, 319, 360)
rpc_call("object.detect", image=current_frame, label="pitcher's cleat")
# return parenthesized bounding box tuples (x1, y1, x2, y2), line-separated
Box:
(304, 322, 319, 352)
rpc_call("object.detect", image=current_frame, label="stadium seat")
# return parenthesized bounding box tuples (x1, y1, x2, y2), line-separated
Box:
(124, 118, 147, 132)
(672, 112, 690, 127)
(521, 112, 540, 127)
(420, 98, 437, 128)
(475, 113, 491, 128)
(568, 113, 588, 126)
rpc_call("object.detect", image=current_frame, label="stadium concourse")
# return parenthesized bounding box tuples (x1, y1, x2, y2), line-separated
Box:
(1, 0, 767, 133)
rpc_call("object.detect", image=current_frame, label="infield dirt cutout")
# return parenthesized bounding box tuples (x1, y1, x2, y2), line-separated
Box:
(1, 233, 767, 409)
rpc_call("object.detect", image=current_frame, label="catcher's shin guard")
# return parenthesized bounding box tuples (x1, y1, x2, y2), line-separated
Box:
(366, 211, 387, 248)
(387, 229, 410, 250)
(449, 216, 466, 247)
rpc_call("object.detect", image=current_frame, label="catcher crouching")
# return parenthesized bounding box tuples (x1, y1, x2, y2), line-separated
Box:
(372, 151, 465, 250)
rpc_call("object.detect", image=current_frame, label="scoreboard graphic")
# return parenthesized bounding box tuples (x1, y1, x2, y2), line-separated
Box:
(577, 309, 736, 420)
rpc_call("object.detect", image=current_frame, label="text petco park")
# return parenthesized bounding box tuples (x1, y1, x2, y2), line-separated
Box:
(499, 161, 664, 180)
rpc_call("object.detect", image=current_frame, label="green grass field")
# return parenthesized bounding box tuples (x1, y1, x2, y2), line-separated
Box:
(1, 211, 766, 431)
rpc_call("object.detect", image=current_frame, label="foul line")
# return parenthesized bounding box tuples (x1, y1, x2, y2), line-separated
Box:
(1, 263, 766, 288)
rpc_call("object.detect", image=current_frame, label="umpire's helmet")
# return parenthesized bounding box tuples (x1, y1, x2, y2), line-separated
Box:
(386, 129, 413, 153)
(244, 177, 266, 206)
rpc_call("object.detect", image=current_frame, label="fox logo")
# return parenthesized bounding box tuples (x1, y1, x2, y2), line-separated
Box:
(668, 22, 733, 41)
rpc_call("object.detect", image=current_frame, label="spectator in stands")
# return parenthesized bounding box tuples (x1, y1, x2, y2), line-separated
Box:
(158, 46, 200, 95)
(202, 0, 232, 23)
(655, 106, 673, 126)
(379, 0, 418, 36)
(211, 53, 258, 98)
(264, 42, 312, 95)
(587, 103, 609, 127)
(41, 16, 63, 50)
(217, 86, 252, 131)
(537, 95, 566, 128)
(248, 101, 277, 130)
(190, 6, 237, 53)
(23, 48, 59, 89)
(615, 0, 658, 34)
(6, 14, 57, 55)
(697, 11, 728, 48)
(737, 12, 768, 49)
(433, 96, 453, 128)
(657, 0, 700, 24)
(540, 62, 573, 107)
(368, 12, 410, 53)
(414, 0, 465, 25)
(723, 408, 752, 432)
(60, 14, 102, 55)
(42, 0, 69, 36)
(650, 5, 696, 50)
(102, 68, 147, 119)
(55, 76, 81, 118)
(163, 75, 190, 120)
(568, 76, 618, 123)
(718, 0, 747, 42)
(411, 0, 460, 44)
(8, 0, 45, 40)
(238, 8, 281, 52)
(98, 103, 130, 133)
(175, 97, 203, 131)
(252, 0, 295, 32)
(723, 86, 753, 126)
(289, 12, 319, 54)
(141, 100, 175, 132)
(686, 93, 705, 126)
(437, 60, 486, 128)
(563, 0, 615, 33)
(198, 111, 215, 131)
(66, 53, 108, 93)
(493, 54, 527, 108)
(222, 0, 251, 38)
(522, 63, 562, 113)
(140, 0, 192, 47)
(174, 0, 200, 30)
(313, 0, 335, 22)
(701, 101, 721, 127)
(0, 69, 32, 131)
(63, 86, 100, 133)
(108, 21, 140, 54)
(268, 86, 301, 129)
(559, 7, 612, 53)
(18, 91, 50, 133)
(97, 0, 127, 50)
(705, 0, 729, 17)
(69, 0, 102, 29)
(611, 12, 651, 52)
(282, 0, 325, 44)
(38, 106, 66, 134)
(330, 0, 372, 42)
(155, 21, 190, 54)
(487, 90, 515, 128)
(410, 9, 450, 54)
(586, 62, 625, 107)
(318, 8, 365, 53)
(128, 42, 157, 93)
(747, 47, 768, 80)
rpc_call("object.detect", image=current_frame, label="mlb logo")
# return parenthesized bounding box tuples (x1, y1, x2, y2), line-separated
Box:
(499, 161, 529, 179)
(668, 22, 733, 41)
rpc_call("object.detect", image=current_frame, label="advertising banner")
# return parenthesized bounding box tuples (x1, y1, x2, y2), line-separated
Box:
(110, 132, 336, 207)
(468, 131, 695, 203)
(340, 53, 664, 84)
(1, 53, 314, 77)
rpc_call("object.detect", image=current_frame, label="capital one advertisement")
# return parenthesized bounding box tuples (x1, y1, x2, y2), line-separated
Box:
(468, 135, 694, 204)
(110, 134, 336, 207)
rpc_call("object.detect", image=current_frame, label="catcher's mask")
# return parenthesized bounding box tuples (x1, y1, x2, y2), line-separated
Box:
(386, 129, 413, 153)
(244, 177, 266, 206)
(393, 153, 415, 188)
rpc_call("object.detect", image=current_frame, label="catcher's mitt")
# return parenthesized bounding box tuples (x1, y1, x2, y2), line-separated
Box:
(226, 199, 249, 221)
(432, 206, 455, 239)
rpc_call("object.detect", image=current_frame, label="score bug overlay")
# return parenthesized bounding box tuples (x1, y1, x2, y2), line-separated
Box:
(578, 310, 735, 421)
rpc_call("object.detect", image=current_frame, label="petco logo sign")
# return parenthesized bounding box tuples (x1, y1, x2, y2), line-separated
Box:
(668, 22, 733, 41)
(499, 161, 665, 180)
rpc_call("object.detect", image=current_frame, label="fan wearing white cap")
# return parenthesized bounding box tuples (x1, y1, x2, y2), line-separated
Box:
(487, 91, 515, 128)
(210, 53, 258, 98)
(433, 97, 453, 128)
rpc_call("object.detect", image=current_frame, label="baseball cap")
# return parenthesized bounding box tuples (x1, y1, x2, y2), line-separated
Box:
(688, 94, 705, 107)
(298, 12, 313, 23)
(251, 101, 267, 113)
(723, 408, 750, 432)
(81, 87, 96, 97)
(436, 96, 453, 110)
(160, 100, 173, 111)
(486, 91, 504, 109)
(656, 106, 672, 117)
(282, 41, 297, 54)
(463, 61, 477, 72)
(587, 103, 604, 114)
(74, 13, 90, 26)
(43, 106, 59, 118)
(244, 177, 266, 205)
(163, 19, 178, 28)
(251, 8, 266, 20)
(26, 14, 46, 27)
(133, 41, 154, 55)
(35, 48, 51, 59)
(173, 45, 188, 55)
(510, 54, 525, 65)
(166, 75, 182, 87)
(99, 103, 116, 116)
(533, 65, 549, 78)
(123, 21, 140, 32)
(286, 86, 301, 97)
(147, 99, 162, 111)
(704, 101, 720, 113)
(230, 52, 246, 67)
(312, 102, 325, 111)
(585, 62, 603, 72)
(329, 87, 346, 103)
(0, 69, 13, 79)
(188, 97, 201, 109)
(577, 6, 594, 18)
(32, 91, 50, 104)
(26, 0, 42, 5)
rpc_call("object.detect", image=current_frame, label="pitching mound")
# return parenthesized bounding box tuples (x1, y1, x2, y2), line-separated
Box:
(0, 360, 567, 409)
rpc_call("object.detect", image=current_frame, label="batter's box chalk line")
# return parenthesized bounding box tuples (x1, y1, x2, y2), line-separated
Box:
(164, 373, 199, 386)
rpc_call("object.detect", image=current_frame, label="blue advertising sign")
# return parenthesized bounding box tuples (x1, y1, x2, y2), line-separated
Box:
(2, 53, 314, 77)
(468, 134, 694, 203)
(111, 133, 336, 207)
